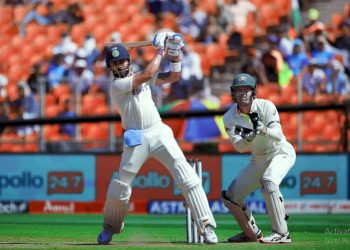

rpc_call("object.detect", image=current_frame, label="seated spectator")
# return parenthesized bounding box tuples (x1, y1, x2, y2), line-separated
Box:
(327, 60, 350, 95)
(286, 40, 309, 78)
(80, 33, 100, 66)
(47, 53, 69, 90)
(261, 34, 284, 82)
(0, 64, 8, 102)
(226, 27, 243, 50)
(219, 0, 259, 32)
(15, 104, 39, 138)
(301, 59, 327, 96)
(177, 10, 202, 40)
(201, 15, 222, 45)
(93, 61, 110, 98)
(27, 63, 49, 94)
(0, 103, 10, 136)
(334, 20, 350, 76)
(146, 0, 165, 21)
(52, 31, 78, 66)
(170, 46, 203, 99)
(311, 37, 335, 79)
(241, 47, 268, 84)
(67, 59, 94, 95)
(163, 0, 187, 17)
(55, 2, 84, 30)
(58, 98, 76, 138)
(9, 83, 39, 118)
(276, 26, 294, 59)
(19, 1, 57, 36)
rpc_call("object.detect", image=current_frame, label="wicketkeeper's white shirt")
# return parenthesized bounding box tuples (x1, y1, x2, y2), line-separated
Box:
(110, 75, 161, 130)
(223, 98, 289, 157)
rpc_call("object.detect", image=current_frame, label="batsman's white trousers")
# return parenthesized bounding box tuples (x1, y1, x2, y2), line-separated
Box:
(117, 121, 216, 231)
(227, 142, 296, 203)
(118, 121, 188, 181)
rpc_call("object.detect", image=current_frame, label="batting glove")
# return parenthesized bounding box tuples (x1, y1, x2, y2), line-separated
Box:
(152, 32, 168, 49)
(166, 33, 184, 57)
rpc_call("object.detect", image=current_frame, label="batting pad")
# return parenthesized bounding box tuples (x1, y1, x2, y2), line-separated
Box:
(104, 179, 132, 234)
(173, 160, 216, 233)
(222, 191, 260, 240)
(260, 179, 288, 235)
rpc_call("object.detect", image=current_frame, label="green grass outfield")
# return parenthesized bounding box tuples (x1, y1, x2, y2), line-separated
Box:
(0, 214, 350, 249)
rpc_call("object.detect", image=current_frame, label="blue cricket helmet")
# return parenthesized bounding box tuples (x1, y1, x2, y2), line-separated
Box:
(105, 44, 130, 66)
(105, 44, 132, 78)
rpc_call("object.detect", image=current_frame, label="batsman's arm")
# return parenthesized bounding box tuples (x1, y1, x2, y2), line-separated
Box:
(132, 49, 164, 88)
(155, 54, 181, 86)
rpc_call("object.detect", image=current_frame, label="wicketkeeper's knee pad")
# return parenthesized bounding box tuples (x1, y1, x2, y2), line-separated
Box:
(260, 179, 288, 235)
(104, 179, 132, 234)
(222, 191, 260, 240)
(172, 160, 216, 233)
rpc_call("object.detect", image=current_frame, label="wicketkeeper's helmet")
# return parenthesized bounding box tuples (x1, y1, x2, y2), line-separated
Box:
(230, 73, 257, 103)
(231, 73, 256, 90)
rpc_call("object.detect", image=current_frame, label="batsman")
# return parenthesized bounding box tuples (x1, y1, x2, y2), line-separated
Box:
(222, 73, 296, 244)
(97, 32, 218, 244)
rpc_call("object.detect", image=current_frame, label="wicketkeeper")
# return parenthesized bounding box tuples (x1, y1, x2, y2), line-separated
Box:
(222, 73, 296, 243)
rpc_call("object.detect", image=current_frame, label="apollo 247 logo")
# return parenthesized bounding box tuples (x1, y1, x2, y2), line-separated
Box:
(47, 172, 83, 194)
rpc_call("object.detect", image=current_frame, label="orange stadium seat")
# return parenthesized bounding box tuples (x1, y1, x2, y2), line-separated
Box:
(53, 83, 71, 100)
(199, 53, 211, 77)
(240, 25, 255, 46)
(198, 0, 217, 15)
(273, 0, 291, 16)
(259, 4, 280, 30)
(206, 43, 226, 67)
(82, 93, 107, 115)
(45, 104, 60, 117)
(70, 23, 88, 46)
(13, 5, 31, 24)
(44, 125, 60, 140)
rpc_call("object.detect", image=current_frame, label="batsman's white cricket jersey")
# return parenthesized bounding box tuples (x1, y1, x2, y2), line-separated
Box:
(110, 75, 161, 130)
(109, 74, 187, 175)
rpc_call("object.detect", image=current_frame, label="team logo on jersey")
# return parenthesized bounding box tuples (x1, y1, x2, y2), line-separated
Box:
(112, 48, 119, 57)
(238, 75, 247, 81)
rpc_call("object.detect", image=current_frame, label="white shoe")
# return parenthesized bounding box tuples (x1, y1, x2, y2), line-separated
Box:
(203, 225, 218, 244)
(228, 231, 263, 243)
(259, 231, 291, 244)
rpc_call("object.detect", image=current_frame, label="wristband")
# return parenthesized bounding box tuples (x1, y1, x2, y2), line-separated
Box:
(170, 62, 181, 72)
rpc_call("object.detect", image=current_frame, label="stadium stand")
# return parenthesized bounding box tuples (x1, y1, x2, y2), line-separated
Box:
(0, 0, 349, 153)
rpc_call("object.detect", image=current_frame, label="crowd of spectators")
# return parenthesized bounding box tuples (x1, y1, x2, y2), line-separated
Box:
(0, 0, 349, 143)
